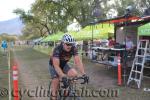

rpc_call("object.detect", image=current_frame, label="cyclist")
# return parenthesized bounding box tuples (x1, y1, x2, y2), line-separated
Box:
(49, 34, 88, 100)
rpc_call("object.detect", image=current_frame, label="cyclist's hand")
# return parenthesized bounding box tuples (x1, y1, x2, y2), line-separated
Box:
(61, 76, 69, 88)
(82, 74, 89, 84)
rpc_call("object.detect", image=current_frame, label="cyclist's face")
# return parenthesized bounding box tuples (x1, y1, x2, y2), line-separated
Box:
(63, 43, 72, 52)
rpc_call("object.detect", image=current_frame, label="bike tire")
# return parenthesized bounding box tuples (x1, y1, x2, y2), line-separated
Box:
(64, 91, 81, 100)
(64, 96, 81, 100)
(48, 80, 51, 100)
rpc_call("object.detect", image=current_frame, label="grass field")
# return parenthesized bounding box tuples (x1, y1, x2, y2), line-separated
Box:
(0, 48, 9, 100)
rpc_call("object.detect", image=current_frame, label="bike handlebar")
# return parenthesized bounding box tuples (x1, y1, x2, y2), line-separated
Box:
(61, 76, 89, 88)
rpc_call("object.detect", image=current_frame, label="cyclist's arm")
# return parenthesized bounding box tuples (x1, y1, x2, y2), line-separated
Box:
(74, 55, 85, 75)
(53, 57, 66, 78)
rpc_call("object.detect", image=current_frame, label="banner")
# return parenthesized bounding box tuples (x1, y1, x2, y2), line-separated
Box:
(138, 23, 150, 36)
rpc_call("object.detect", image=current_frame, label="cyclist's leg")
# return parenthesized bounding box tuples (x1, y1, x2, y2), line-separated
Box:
(63, 64, 80, 100)
(49, 64, 60, 100)
(67, 68, 78, 77)
(63, 64, 78, 77)
(51, 78, 59, 100)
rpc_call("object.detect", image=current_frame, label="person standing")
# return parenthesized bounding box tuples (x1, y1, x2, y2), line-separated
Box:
(1, 40, 8, 55)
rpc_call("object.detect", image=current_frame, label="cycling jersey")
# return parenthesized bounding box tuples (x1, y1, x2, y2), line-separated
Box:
(49, 43, 78, 69)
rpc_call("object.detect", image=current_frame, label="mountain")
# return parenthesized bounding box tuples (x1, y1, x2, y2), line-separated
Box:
(0, 17, 24, 35)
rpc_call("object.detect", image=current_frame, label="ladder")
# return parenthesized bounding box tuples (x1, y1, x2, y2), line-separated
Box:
(127, 40, 149, 88)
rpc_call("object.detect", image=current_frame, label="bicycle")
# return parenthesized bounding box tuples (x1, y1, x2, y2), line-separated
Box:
(49, 76, 89, 100)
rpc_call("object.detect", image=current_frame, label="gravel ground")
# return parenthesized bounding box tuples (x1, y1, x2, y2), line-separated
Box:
(12, 47, 150, 100)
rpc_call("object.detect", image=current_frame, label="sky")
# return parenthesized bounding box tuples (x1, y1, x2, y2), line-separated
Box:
(0, 0, 35, 21)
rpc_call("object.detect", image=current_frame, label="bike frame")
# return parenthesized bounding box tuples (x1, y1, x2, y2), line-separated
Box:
(49, 76, 87, 100)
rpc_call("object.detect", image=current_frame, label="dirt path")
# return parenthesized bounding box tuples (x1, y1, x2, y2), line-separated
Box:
(12, 47, 150, 100)
(13, 47, 50, 100)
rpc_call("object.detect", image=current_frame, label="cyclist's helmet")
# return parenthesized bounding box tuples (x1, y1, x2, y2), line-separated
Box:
(62, 34, 75, 44)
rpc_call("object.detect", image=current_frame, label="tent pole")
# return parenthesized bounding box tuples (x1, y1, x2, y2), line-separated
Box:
(92, 24, 94, 59)
(123, 15, 128, 86)
(114, 24, 117, 42)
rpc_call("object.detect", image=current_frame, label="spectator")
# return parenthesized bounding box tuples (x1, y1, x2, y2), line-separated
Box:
(11, 41, 14, 48)
(82, 40, 88, 56)
(125, 36, 134, 50)
(108, 37, 115, 47)
(1, 40, 8, 55)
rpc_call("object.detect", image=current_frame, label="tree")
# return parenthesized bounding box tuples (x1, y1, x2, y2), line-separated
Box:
(46, 0, 96, 27)
(31, 0, 71, 33)
(21, 23, 47, 39)
(0, 33, 18, 41)
(14, 0, 148, 40)
(14, 8, 51, 35)
(111, 0, 150, 16)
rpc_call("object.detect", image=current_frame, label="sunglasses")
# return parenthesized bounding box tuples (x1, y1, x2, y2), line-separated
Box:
(65, 43, 73, 46)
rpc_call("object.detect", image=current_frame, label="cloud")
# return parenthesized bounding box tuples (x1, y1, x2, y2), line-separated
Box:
(0, 0, 35, 21)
